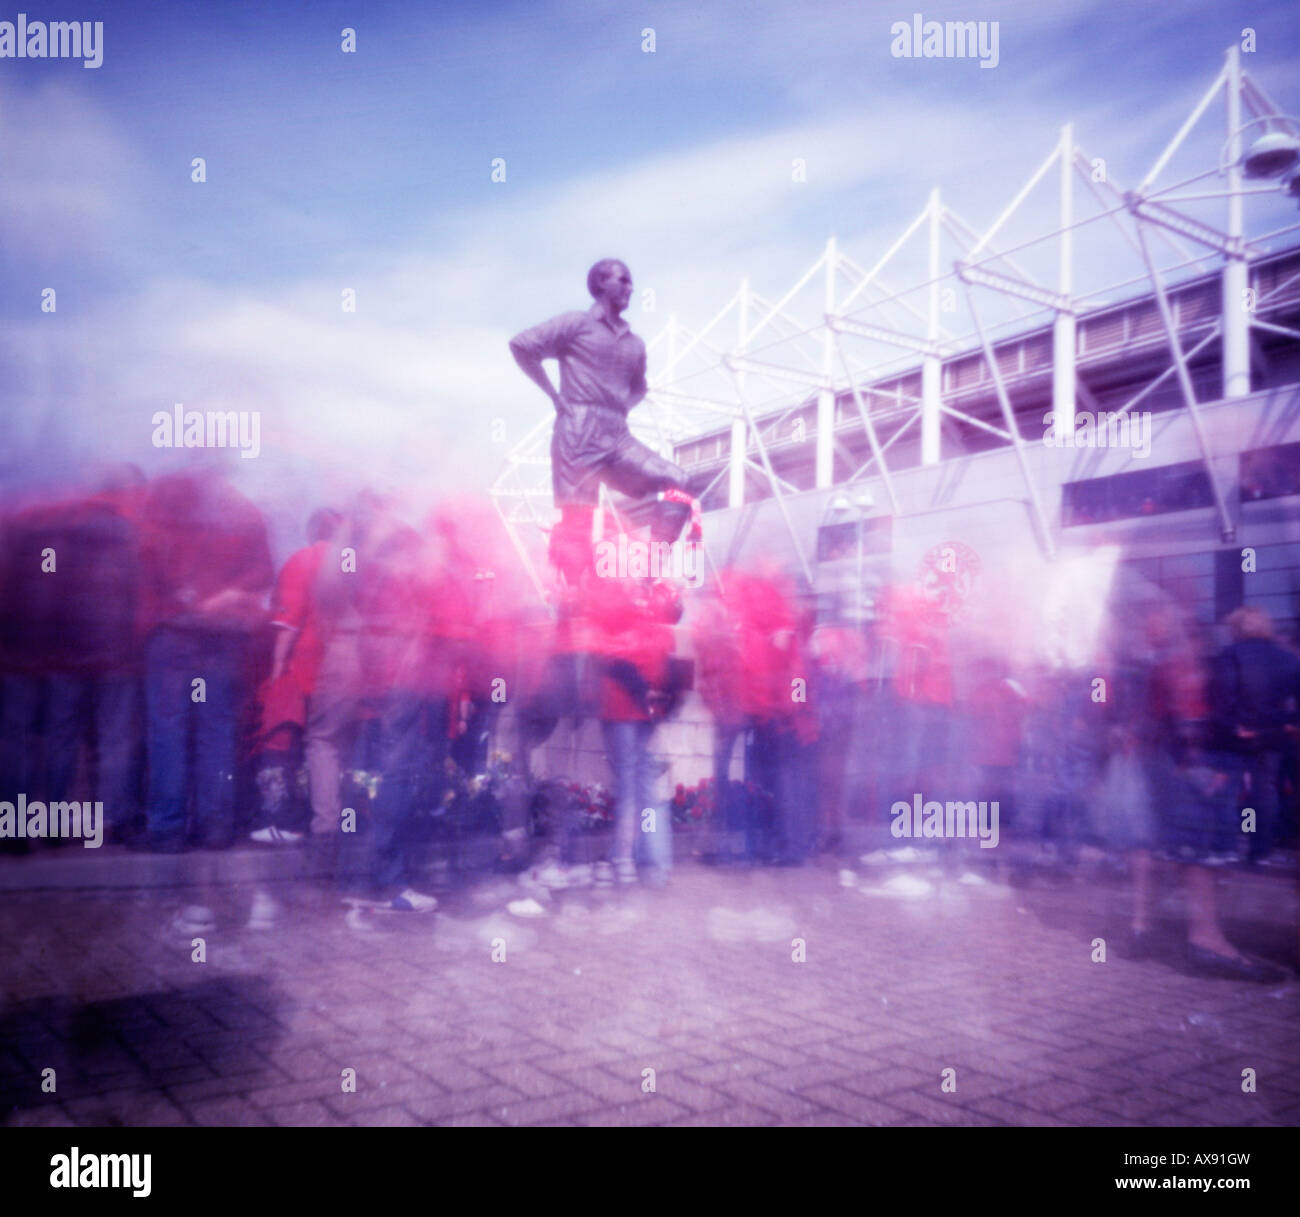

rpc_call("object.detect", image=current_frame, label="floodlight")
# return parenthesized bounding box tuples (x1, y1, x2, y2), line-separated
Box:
(1242, 131, 1300, 179)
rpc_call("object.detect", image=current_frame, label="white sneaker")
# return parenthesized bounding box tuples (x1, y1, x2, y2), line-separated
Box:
(614, 858, 637, 885)
(593, 861, 615, 886)
(857, 874, 934, 901)
(344, 906, 376, 932)
(530, 860, 571, 890)
(390, 888, 437, 912)
(507, 897, 548, 918)
(172, 905, 216, 934)
(881, 874, 934, 899)
(249, 826, 304, 845)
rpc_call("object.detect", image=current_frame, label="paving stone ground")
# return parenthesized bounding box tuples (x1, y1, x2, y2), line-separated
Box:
(2, 854, 1298, 1127)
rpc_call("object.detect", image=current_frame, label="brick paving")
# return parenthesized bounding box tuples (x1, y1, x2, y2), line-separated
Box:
(1, 856, 1298, 1127)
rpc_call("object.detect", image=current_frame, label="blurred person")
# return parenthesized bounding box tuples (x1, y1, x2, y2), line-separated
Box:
(808, 616, 870, 856)
(1105, 604, 1284, 982)
(0, 468, 147, 847)
(136, 469, 273, 852)
(1015, 662, 1099, 873)
(587, 573, 681, 885)
(303, 509, 365, 842)
(425, 496, 547, 873)
(691, 581, 749, 863)
(509, 259, 696, 587)
(248, 507, 348, 844)
(426, 495, 525, 777)
(1210, 605, 1300, 868)
(693, 566, 812, 866)
(869, 581, 958, 858)
(969, 658, 1029, 833)
(422, 500, 494, 867)
(772, 590, 820, 866)
(733, 568, 798, 865)
(344, 511, 457, 911)
(495, 614, 578, 873)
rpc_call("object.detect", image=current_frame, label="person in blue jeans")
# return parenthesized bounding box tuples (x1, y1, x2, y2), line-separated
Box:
(0, 477, 146, 847)
(602, 718, 669, 881)
(589, 575, 680, 885)
(143, 627, 246, 850)
(351, 693, 446, 910)
(1210, 606, 1300, 866)
(137, 470, 272, 852)
(342, 511, 452, 911)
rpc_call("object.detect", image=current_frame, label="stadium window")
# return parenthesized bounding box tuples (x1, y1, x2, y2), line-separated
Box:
(816, 515, 893, 562)
(1062, 460, 1214, 527)
(1240, 442, 1300, 502)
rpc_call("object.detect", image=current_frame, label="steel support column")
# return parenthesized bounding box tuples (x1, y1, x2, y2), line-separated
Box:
(1133, 218, 1235, 542)
(922, 188, 942, 465)
(959, 275, 1057, 558)
(1052, 123, 1077, 440)
(816, 237, 837, 488)
(1223, 43, 1252, 399)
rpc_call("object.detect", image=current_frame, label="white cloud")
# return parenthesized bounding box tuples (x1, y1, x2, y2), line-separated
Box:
(0, 78, 150, 264)
(4, 0, 1297, 517)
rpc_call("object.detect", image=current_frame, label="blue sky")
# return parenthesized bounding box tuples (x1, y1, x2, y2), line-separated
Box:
(2, 0, 1298, 537)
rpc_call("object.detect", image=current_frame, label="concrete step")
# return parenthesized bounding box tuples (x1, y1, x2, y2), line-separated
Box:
(0, 839, 358, 892)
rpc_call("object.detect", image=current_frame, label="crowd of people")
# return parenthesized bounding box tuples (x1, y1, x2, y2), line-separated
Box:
(0, 462, 1296, 977)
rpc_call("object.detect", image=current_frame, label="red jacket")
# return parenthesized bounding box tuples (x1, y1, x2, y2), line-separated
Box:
(137, 473, 273, 636)
(584, 579, 675, 722)
(0, 491, 144, 675)
(879, 583, 952, 706)
(270, 542, 329, 697)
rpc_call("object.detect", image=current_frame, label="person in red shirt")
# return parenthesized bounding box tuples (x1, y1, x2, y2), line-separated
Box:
(872, 580, 957, 844)
(692, 565, 815, 865)
(692, 584, 749, 863)
(741, 571, 819, 865)
(339, 505, 456, 912)
(585, 573, 680, 885)
(967, 657, 1029, 862)
(248, 508, 348, 844)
